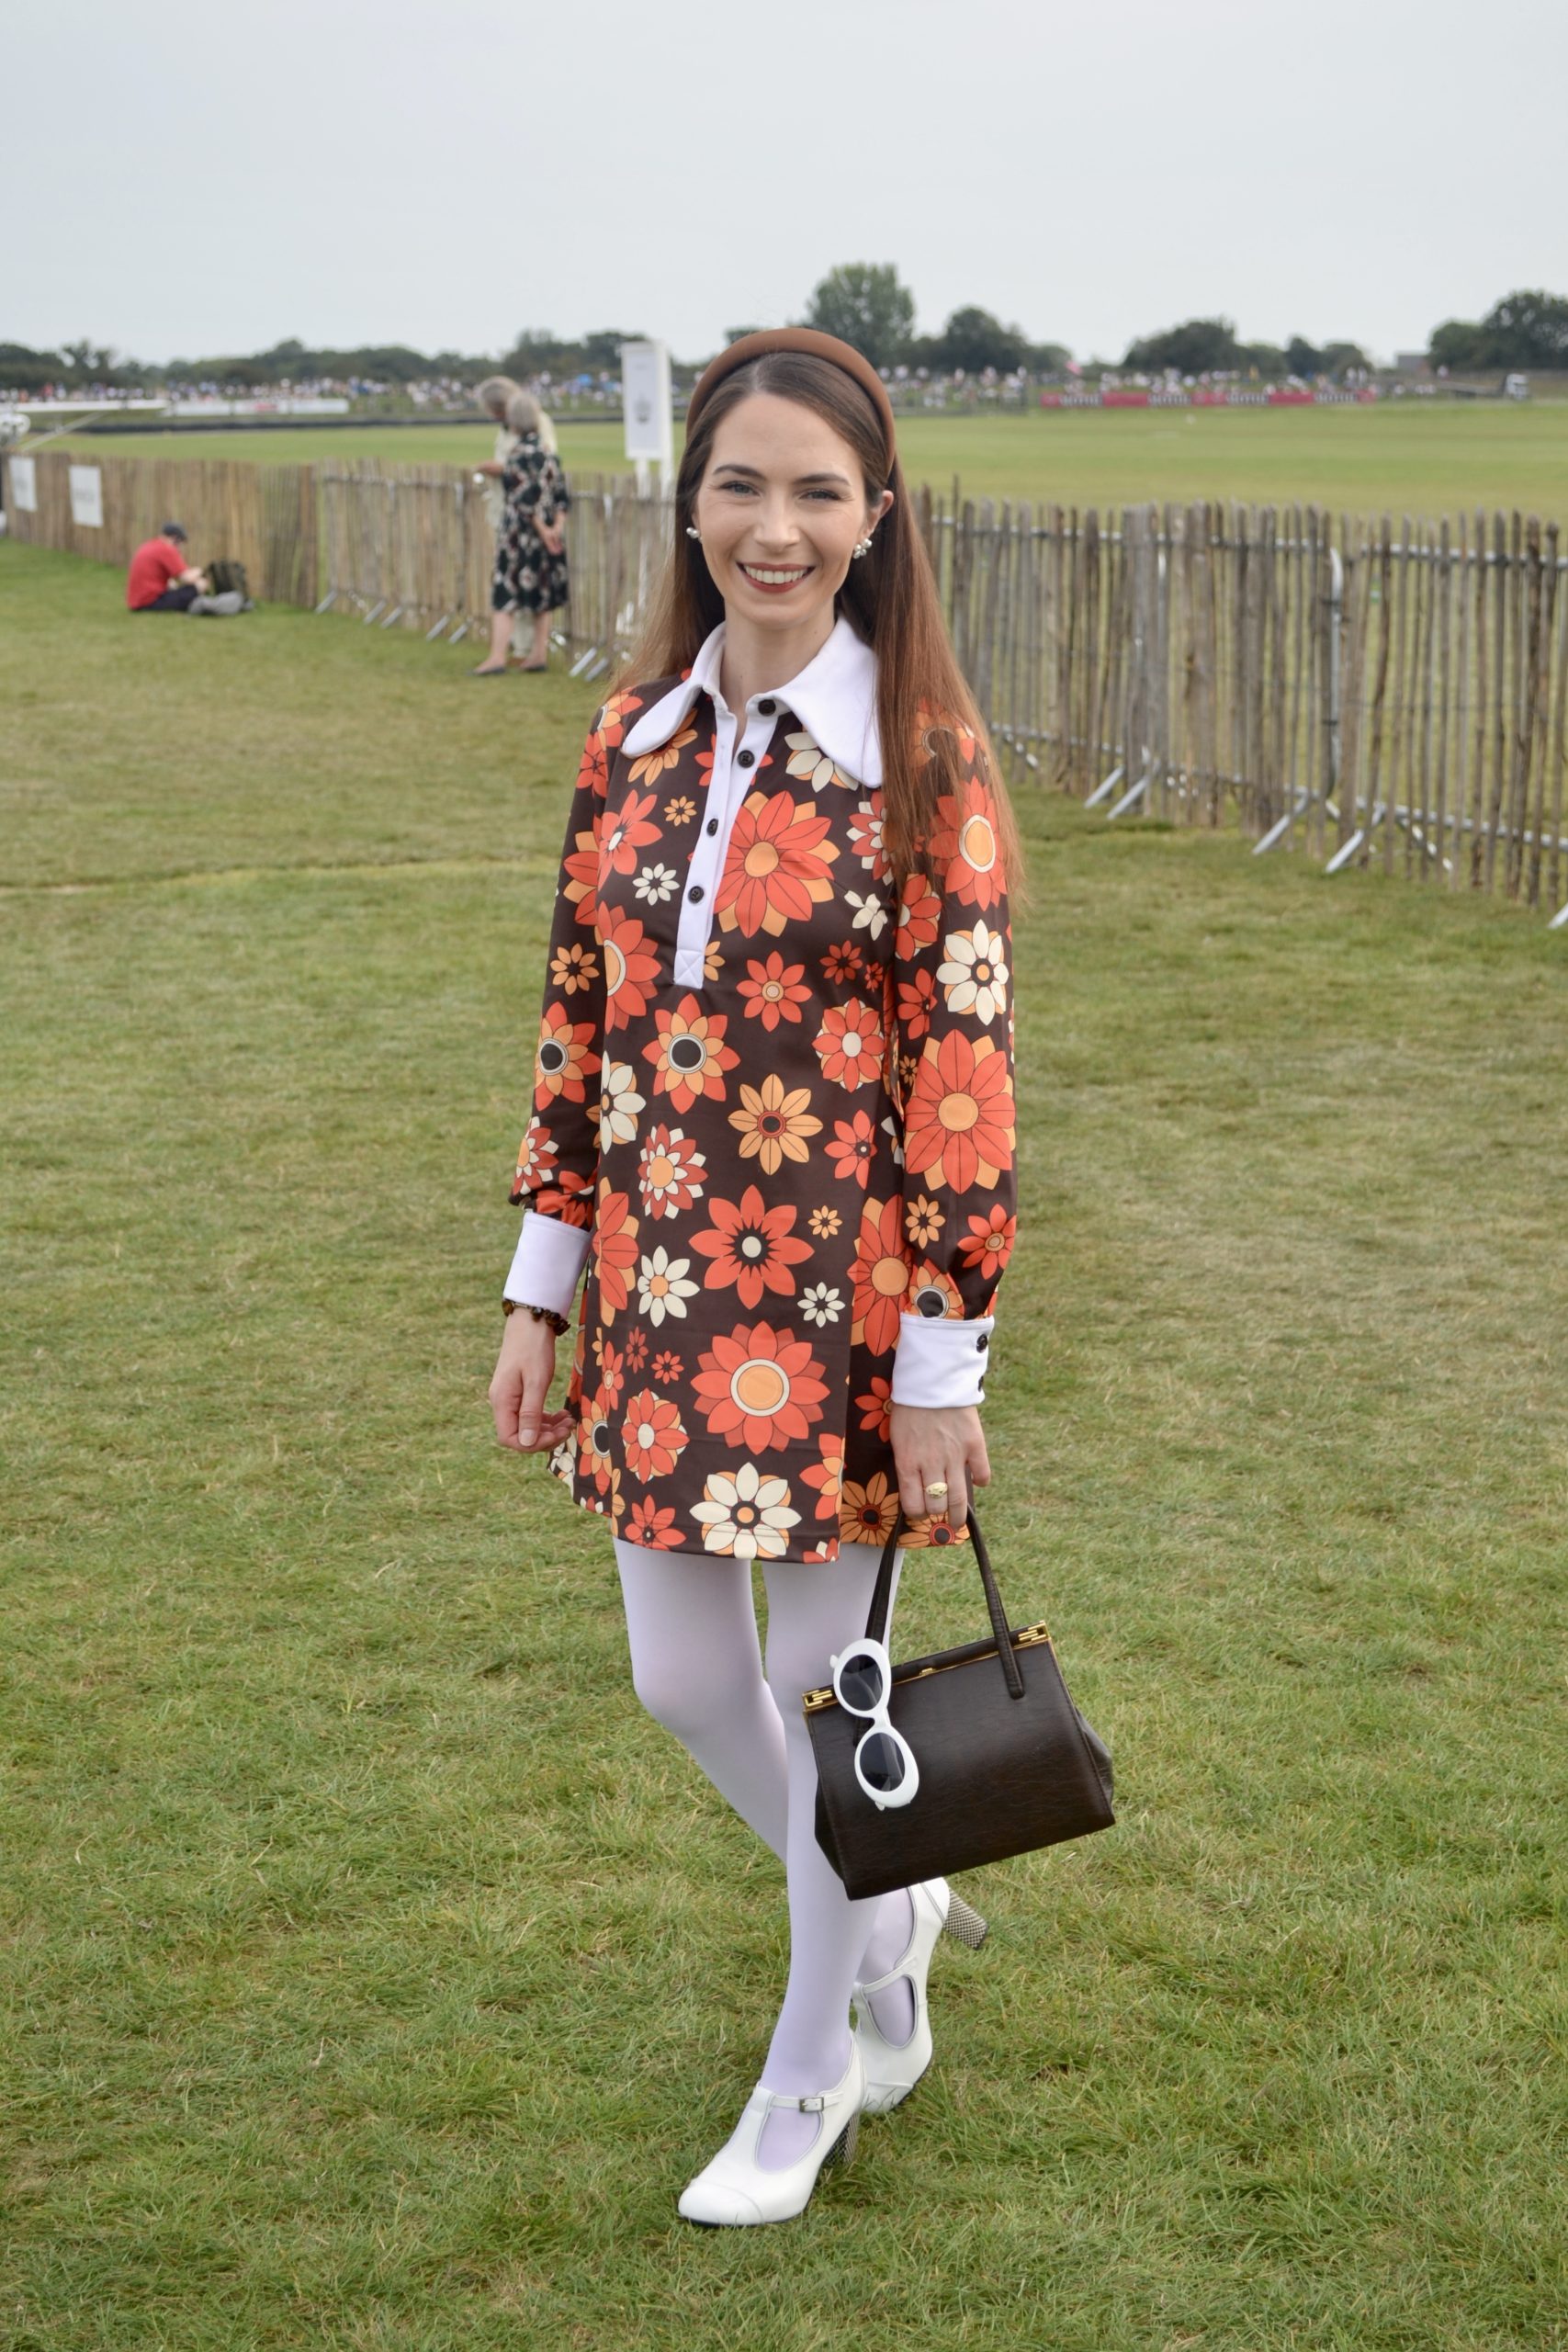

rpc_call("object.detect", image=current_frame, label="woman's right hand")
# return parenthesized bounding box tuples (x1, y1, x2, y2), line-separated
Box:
(536, 524, 565, 558)
(490, 1313, 573, 1454)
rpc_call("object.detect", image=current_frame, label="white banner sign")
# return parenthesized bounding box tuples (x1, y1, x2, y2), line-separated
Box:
(621, 340, 673, 469)
(10, 456, 37, 512)
(69, 464, 104, 528)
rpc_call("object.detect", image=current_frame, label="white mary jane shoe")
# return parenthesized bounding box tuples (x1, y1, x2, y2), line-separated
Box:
(677, 2042, 865, 2227)
(852, 1878, 988, 2116)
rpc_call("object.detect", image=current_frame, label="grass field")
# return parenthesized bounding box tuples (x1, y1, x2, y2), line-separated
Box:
(4, 541, 1566, 2351)
(46, 401, 1568, 525)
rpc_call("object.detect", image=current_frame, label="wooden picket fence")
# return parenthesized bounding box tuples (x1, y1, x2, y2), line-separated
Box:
(917, 492, 1568, 913)
(2, 448, 316, 605)
(7, 447, 1566, 920)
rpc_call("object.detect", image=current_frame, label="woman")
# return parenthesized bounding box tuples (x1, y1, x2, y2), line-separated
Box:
(472, 387, 570, 676)
(489, 329, 1021, 2224)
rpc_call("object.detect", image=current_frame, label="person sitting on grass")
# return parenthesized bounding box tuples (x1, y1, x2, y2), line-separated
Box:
(126, 523, 208, 614)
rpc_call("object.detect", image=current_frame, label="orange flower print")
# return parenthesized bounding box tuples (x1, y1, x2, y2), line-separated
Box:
(663, 794, 696, 826)
(896, 869, 942, 956)
(850, 1195, 911, 1357)
(549, 941, 600, 997)
(821, 941, 863, 985)
(580, 1391, 616, 1497)
(562, 816, 603, 929)
(907, 1261, 962, 1322)
(528, 1165, 592, 1227)
(929, 775, 1005, 910)
(637, 1124, 707, 1220)
(625, 1495, 682, 1548)
(716, 794, 839, 937)
(905, 1194, 945, 1249)
(577, 736, 608, 800)
(597, 1340, 626, 1414)
(810, 1204, 842, 1238)
(642, 994, 739, 1113)
(915, 705, 978, 768)
(627, 723, 697, 785)
(814, 997, 882, 1091)
(848, 795, 889, 878)
(692, 1321, 829, 1453)
(896, 965, 937, 1043)
(729, 1073, 822, 1175)
(513, 1115, 558, 1196)
(826, 1109, 878, 1189)
(691, 1184, 813, 1307)
(839, 1471, 898, 1545)
(651, 1347, 682, 1385)
(599, 905, 662, 1034)
(738, 951, 811, 1030)
(801, 1430, 844, 1521)
(856, 1374, 892, 1441)
(704, 937, 723, 982)
(622, 1387, 689, 1482)
(534, 1001, 600, 1111)
(599, 788, 663, 880)
(624, 1327, 649, 1372)
(594, 690, 644, 754)
(592, 1183, 640, 1322)
(959, 1204, 1017, 1275)
(902, 1032, 1016, 1193)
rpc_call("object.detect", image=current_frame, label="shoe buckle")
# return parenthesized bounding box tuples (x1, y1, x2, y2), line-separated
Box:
(795, 2094, 827, 2113)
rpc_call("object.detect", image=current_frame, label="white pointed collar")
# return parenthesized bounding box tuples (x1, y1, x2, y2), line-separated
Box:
(619, 615, 882, 787)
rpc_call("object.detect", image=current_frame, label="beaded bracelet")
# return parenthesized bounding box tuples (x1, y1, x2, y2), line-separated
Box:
(502, 1296, 570, 1336)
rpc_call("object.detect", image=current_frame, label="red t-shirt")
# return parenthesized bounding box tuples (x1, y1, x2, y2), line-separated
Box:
(127, 537, 189, 609)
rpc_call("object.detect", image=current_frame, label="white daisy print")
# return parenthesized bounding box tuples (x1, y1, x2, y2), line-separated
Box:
(936, 922, 1010, 1024)
(634, 863, 679, 905)
(636, 1247, 699, 1327)
(598, 1061, 646, 1148)
(691, 1463, 800, 1560)
(784, 731, 853, 793)
(800, 1283, 843, 1328)
(843, 888, 888, 942)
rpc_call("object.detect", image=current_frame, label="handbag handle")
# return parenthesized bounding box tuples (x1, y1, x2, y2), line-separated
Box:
(864, 1505, 1027, 1702)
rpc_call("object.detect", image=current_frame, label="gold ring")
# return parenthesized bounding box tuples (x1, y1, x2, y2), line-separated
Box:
(925, 1480, 949, 1499)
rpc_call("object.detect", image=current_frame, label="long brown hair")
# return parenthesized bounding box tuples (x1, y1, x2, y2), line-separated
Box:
(620, 352, 1024, 897)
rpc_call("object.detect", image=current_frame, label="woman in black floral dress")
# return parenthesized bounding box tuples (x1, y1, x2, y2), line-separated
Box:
(471, 390, 570, 675)
(488, 331, 1025, 2225)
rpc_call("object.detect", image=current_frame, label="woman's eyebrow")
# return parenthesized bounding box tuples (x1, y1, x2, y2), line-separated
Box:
(711, 461, 853, 488)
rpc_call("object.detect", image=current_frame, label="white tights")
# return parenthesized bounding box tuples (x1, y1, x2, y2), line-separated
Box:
(615, 1538, 918, 2164)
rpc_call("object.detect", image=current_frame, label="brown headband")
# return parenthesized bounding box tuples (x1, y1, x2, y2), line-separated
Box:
(682, 327, 898, 481)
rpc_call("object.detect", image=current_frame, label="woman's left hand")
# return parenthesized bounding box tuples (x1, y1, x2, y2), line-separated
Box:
(536, 524, 565, 557)
(889, 1401, 991, 1532)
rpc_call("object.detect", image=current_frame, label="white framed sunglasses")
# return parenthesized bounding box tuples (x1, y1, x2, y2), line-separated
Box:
(829, 1636, 920, 1810)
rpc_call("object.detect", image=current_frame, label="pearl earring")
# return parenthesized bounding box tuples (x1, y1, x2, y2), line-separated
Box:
(852, 536, 874, 559)
(685, 525, 702, 541)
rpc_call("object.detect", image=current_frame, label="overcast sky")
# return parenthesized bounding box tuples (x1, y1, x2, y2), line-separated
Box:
(11, 0, 1566, 368)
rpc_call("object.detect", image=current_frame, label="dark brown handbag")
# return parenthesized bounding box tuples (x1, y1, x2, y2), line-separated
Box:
(807, 1509, 1115, 1900)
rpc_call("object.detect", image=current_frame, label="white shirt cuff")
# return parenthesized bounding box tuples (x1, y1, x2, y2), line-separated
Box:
(889, 1312, 995, 1409)
(505, 1213, 592, 1317)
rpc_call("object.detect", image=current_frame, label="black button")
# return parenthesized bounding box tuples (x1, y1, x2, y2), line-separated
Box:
(688, 885, 704, 902)
(705, 817, 718, 835)
(758, 698, 776, 716)
(976, 1333, 988, 1351)
(737, 749, 755, 769)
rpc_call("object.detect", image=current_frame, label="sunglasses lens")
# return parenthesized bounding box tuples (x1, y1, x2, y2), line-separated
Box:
(858, 1729, 908, 1794)
(836, 1650, 886, 1713)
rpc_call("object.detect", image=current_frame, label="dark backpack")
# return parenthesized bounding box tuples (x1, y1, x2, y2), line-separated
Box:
(205, 557, 251, 601)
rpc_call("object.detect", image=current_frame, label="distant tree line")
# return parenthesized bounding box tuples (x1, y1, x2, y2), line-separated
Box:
(6, 279, 1566, 399)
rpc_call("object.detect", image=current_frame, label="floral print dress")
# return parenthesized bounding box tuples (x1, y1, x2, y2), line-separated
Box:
(491, 432, 571, 615)
(510, 621, 1017, 1565)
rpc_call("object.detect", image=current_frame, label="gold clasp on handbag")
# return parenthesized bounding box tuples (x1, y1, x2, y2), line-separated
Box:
(801, 1684, 836, 1714)
(1014, 1621, 1053, 1648)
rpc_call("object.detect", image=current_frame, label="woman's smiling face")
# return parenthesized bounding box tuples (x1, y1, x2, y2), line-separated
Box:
(692, 391, 891, 639)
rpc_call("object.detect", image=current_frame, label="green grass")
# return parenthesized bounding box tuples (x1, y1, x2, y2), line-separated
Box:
(3, 540, 1566, 2351)
(47, 401, 1568, 525)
